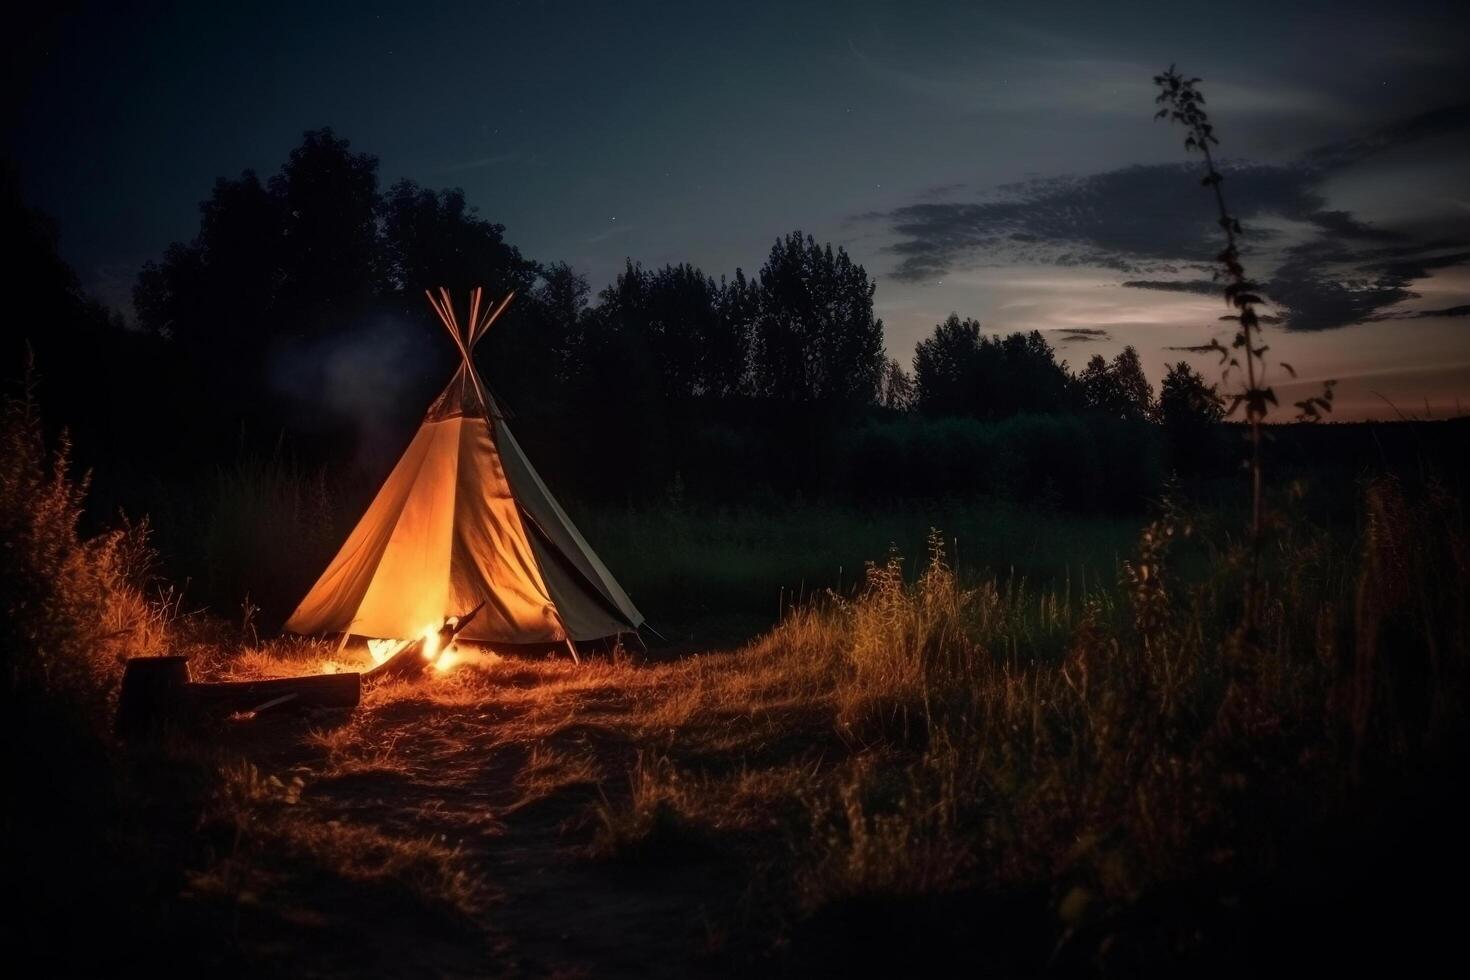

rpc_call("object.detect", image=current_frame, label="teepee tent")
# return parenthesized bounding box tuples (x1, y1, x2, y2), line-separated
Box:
(284, 287, 643, 647)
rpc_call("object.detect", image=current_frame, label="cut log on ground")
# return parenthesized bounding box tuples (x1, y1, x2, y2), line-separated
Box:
(116, 657, 361, 736)
(115, 655, 193, 735)
(187, 671, 361, 715)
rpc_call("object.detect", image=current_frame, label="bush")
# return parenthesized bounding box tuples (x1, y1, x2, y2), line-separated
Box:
(0, 375, 167, 726)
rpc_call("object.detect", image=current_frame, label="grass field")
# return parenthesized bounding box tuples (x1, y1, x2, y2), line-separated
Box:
(89, 483, 1467, 973)
(5, 386, 1468, 973)
(576, 498, 1142, 646)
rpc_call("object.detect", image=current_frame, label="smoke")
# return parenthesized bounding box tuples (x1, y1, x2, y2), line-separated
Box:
(269, 312, 443, 473)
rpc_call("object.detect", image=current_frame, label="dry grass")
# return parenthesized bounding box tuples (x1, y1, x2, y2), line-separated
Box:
(1, 378, 172, 722)
(192, 760, 485, 921)
(34, 467, 1463, 972)
(9, 368, 1463, 971)
(573, 482, 1466, 943)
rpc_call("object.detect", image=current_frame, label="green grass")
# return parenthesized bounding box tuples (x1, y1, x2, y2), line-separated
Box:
(571, 497, 1141, 633)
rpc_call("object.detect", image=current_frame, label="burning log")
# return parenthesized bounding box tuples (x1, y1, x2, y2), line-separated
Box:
(115, 602, 485, 736)
(363, 600, 486, 683)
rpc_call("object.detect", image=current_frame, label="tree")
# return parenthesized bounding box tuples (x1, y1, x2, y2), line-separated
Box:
(752, 231, 884, 406)
(1158, 361, 1224, 428)
(134, 170, 279, 347)
(1081, 346, 1154, 421)
(379, 179, 537, 302)
(645, 263, 723, 401)
(531, 261, 591, 387)
(878, 357, 916, 412)
(1111, 346, 1155, 420)
(915, 317, 1073, 419)
(990, 330, 1073, 416)
(132, 168, 289, 450)
(914, 314, 983, 417)
(133, 129, 384, 380)
(713, 269, 759, 399)
(1157, 360, 1226, 476)
(1078, 354, 1115, 415)
(268, 128, 383, 322)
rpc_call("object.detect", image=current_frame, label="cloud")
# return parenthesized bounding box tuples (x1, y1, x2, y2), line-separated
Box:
(1303, 102, 1470, 172)
(883, 160, 1326, 282)
(1120, 279, 1220, 295)
(869, 103, 1470, 332)
(1054, 327, 1109, 343)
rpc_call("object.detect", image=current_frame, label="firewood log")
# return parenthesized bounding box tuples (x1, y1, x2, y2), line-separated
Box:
(186, 671, 361, 714)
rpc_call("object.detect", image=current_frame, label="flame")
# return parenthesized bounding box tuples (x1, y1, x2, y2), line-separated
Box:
(366, 637, 403, 665)
(433, 644, 462, 673)
(362, 623, 461, 674)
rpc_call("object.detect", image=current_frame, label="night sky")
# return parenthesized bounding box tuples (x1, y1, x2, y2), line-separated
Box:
(9, 0, 1469, 418)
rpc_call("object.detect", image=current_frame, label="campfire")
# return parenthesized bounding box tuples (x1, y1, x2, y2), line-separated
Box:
(360, 600, 487, 682)
(116, 600, 489, 735)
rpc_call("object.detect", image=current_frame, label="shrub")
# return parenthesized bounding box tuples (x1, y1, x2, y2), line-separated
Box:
(0, 374, 167, 726)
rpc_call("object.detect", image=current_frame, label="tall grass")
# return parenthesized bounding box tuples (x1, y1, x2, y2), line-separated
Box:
(0, 374, 168, 724)
(577, 477, 1465, 965)
(150, 450, 341, 630)
(769, 479, 1465, 920)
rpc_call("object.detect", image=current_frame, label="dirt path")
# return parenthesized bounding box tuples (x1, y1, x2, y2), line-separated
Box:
(206, 656, 768, 977)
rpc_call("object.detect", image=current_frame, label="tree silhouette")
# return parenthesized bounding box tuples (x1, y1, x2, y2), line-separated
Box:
(753, 231, 884, 406)
(379, 178, 536, 302)
(268, 128, 382, 324)
(879, 357, 916, 413)
(992, 331, 1072, 416)
(1081, 346, 1154, 421)
(714, 269, 759, 399)
(530, 261, 592, 388)
(915, 316, 1074, 419)
(1158, 360, 1226, 474)
(1158, 361, 1224, 428)
(646, 263, 725, 401)
(134, 170, 279, 347)
(914, 313, 983, 417)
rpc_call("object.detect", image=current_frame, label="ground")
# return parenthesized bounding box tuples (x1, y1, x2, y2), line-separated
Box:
(183, 644, 828, 977)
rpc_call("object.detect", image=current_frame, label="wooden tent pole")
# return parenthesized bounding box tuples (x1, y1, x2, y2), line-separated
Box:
(471, 290, 516, 351)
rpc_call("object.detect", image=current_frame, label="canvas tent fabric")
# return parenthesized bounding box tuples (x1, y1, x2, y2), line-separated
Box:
(284, 288, 643, 644)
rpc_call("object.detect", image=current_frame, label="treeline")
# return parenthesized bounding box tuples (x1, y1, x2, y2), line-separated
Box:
(9, 128, 1229, 517)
